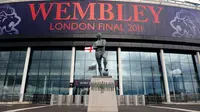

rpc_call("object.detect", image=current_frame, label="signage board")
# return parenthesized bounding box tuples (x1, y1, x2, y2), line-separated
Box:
(1, 1, 200, 39)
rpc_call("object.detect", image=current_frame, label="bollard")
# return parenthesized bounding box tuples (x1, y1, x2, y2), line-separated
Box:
(50, 94, 54, 105)
(119, 95, 124, 105)
(125, 95, 130, 106)
(121, 95, 125, 105)
(142, 95, 145, 105)
(129, 95, 133, 105)
(75, 95, 81, 106)
(62, 95, 66, 104)
(58, 95, 63, 105)
(133, 95, 138, 106)
(117, 95, 121, 106)
(66, 95, 72, 105)
(83, 95, 89, 106)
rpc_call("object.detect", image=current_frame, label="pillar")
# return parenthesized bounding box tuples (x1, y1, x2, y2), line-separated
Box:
(118, 47, 123, 95)
(160, 49, 171, 102)
(69, 47, 75, 95)
(19, 47, 31, 102)
(196, 52, 200, 64)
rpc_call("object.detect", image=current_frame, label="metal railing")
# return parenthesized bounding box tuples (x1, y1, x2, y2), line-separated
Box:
(0, 0, 200, 10)
(145, 94, 166, 104)
(0, 94, 20, 102)
(170, 93, 200, 103)
(100, 0, 200, 10)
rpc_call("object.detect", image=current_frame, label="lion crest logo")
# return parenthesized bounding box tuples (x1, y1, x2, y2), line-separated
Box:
(170, 10, 200, 38)
(0, 5, 21, 35)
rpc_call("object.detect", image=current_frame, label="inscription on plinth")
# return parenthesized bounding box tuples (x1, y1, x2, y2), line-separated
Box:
(87, 76, 118, 112)
(90, 81, 115, 93)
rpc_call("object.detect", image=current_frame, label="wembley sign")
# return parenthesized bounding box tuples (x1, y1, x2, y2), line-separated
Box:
(1, 1, 200, 39)
(29, 2, 163, 23)
(28, 2, 163, 32)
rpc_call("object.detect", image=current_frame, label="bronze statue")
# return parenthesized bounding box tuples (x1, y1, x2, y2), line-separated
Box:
(93, 33, 108, 76)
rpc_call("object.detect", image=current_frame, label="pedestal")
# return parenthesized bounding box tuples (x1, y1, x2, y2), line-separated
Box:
(87, 76, 118, 112)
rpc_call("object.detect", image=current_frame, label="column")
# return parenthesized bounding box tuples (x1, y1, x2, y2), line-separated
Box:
(69, 47, 75, 95)
(118, 47, 123, 95)
(160, 49, 171, 102)
(196, 52, 200, 64)
(19, 47, 31, 102)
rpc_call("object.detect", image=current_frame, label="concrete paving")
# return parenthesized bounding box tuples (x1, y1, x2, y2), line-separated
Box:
(152, 104, 200, 111)
(0, 105, 189, 112)
(18, 106, 178, 112)
(1, 104, 200, 112)
(0, 104, 45, 112)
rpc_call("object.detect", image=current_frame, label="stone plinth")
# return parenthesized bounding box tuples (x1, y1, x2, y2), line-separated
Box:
(87, 76, 118, 112)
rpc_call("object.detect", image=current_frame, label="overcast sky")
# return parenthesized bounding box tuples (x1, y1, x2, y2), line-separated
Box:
(184, 0, 200, 4)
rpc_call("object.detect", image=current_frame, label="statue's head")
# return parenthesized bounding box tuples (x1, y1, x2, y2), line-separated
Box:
(96, 33, 102, 40)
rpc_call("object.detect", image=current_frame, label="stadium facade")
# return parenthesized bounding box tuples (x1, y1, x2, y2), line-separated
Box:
(0, 0, 200, 103)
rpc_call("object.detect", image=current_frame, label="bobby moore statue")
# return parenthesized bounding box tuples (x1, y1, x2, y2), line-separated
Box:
(92, 33, 109, 76)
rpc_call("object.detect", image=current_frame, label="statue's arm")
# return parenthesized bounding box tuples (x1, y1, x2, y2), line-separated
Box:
(92, 42, 97, 50)
(103, 39, 106, 46)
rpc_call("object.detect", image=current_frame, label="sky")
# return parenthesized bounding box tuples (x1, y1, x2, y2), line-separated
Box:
(184, 0, 200, 4)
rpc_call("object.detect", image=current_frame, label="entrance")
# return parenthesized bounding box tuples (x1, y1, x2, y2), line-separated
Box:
(73, 80, 90, 95)
(74, 87, 89, 95)
(73, 80, 90, 103)
(74, 87, 90, 103)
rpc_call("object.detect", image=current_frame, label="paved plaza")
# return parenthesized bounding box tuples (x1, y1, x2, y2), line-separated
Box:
(0, 104, 46, 112)
(1, 104, 200, 112)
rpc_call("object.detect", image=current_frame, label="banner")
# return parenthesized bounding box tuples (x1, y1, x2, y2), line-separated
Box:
(0, 1, 200, 39)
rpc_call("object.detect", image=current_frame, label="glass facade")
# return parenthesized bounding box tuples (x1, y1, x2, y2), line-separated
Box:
(74, 50, 118, 95)
(24, 50, 72, 101)
(121, 51, 164, 95)
(75, 50, 118, 80)
(0, 50, 26, 101)
(165, 53, 200, 101)
(1, 47, 200, 102)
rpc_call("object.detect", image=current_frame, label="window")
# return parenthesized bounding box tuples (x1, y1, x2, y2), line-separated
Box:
(166, 53, 199, 101)
(121, 51, 163, 95)
(0, 50, 26, 101)
(25, 50, 71, 100)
